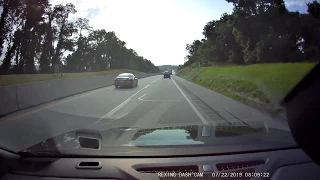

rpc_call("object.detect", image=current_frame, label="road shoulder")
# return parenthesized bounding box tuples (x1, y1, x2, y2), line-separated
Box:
(173, 75, 289, 130)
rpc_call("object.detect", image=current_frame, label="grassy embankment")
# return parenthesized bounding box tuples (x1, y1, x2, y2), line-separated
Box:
(177, 62, 316, 114)
(0, 69, 145, 86)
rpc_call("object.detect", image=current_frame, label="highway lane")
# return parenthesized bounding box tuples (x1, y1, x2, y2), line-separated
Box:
(0, 75, 212, 152)
(89, 75, 210, 131)
(0, 74, 290, 153)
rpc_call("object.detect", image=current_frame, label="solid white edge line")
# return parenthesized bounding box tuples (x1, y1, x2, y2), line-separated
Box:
(172, 78, 209, 125)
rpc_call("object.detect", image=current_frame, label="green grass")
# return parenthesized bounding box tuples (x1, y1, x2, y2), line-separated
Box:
(178, 62, 317, 113)
(0, 69, 145, 86)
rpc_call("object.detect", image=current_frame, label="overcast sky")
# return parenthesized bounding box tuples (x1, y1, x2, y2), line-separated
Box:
(1, 0, 315, 66)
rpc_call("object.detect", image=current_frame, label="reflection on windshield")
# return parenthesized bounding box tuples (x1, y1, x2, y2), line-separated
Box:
(130, 125, 202, 146)
(215, 121, 267, 137)
(132, 125, 198, 141)
(117, 74, 132, 77)
(19, 121, 297, 156)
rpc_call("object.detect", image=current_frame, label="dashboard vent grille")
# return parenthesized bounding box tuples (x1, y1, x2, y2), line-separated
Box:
(136, 165, 199, 173)
(216, 160, 265, 171)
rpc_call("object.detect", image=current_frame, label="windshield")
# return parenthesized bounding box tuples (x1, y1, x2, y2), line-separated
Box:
(0, 0, 319, 156)
(117, 74, 132, 78)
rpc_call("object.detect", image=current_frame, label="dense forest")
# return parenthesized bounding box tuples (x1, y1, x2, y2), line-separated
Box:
(183, 0, 320, 68)
(0, 0, 159, 74)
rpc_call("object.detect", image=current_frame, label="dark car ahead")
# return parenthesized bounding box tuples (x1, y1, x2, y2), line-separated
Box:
(163, 71, 171, 79)
(114, 73, 138, 88)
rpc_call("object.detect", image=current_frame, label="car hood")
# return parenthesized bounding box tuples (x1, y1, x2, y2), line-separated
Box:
(20, 122, 297, 156)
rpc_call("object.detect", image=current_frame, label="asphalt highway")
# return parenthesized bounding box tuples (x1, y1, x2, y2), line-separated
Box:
(0, 75, 289, 152)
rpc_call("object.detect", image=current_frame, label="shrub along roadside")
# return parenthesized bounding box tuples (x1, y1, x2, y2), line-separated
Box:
(177, 63, 316, 114)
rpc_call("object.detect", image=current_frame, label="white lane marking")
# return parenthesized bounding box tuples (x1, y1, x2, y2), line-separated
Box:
(138, 93, 180, 102)
(172, 78, 209, 125)
(96, 112, 128, 130)
(140, 99, 180, 102)
(138, 94, 147, 100)
(151, 77, 161, 83)
(115, 112, 128, 120)
(90, 77, 160, 126)
(91, 98, 131, 125)
(104, 99, 130, 118)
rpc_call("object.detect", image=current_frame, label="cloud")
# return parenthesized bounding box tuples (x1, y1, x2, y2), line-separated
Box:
(49, 0, 196, 65)
(86, 8, 100, 19)
(48, 0, 233, 66)
(49, 0, 105, 20)
(284, 0, 315, 7)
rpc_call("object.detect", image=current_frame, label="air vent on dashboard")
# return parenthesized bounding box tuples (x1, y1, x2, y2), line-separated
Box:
(216, 160, 265, 171)
(136, 165, 199, 173)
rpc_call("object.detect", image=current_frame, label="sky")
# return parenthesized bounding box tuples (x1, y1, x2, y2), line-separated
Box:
(49, 0, 236, 66)
(2, 0, 316, 66)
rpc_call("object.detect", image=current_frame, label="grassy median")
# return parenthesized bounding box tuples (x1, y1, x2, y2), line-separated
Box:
(178, 62, 316, 113)
(0, 69, 145, 86)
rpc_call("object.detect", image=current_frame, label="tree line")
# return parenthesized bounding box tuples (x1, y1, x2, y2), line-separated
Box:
(183, 0, 320, 67)
(0, 0, 159, 74)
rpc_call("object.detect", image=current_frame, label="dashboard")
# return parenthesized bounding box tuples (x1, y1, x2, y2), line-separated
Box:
(1, 147, 319, 180)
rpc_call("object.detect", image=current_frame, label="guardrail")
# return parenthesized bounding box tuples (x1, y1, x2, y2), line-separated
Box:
(0, 73, 160, 116)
